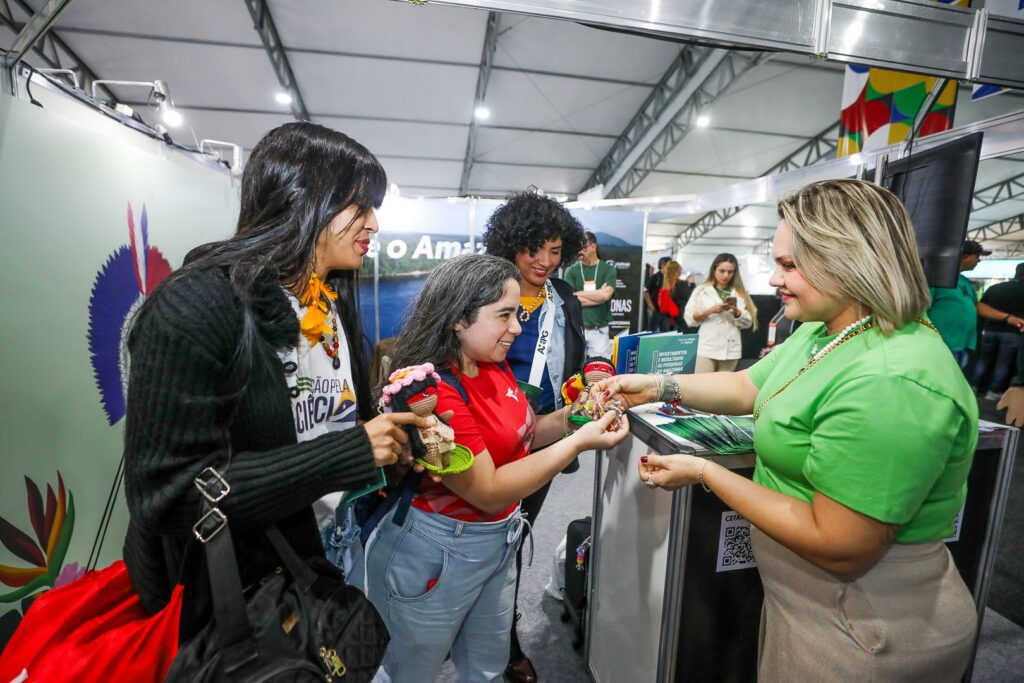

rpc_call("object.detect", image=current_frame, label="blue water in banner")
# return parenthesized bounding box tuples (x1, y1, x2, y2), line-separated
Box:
(359, 276, 425, 341)
(358, 197, 645, 344)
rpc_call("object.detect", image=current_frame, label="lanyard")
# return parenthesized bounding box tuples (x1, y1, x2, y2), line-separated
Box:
(529, 280, 557, 387)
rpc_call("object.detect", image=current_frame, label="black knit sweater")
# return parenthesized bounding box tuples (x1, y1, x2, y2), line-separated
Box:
(121, 267, 378, 638)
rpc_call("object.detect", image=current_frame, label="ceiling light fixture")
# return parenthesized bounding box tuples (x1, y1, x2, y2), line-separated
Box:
(474, 105, 491, 121)
(695, 115, 711, 128)
(91, 78, 184, 129)
(275, 91, 293, 105)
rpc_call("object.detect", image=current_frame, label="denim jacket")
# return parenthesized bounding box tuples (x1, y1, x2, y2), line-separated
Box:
(540, 278, 586, 411)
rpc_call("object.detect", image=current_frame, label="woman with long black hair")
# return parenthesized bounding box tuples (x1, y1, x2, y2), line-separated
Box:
(121, 122, 426, 639)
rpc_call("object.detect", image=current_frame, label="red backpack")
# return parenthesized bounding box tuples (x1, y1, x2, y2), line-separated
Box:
(657, 287, 679, 318)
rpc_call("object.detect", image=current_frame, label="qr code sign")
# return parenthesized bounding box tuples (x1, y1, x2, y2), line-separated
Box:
(716, 511, 757, 572)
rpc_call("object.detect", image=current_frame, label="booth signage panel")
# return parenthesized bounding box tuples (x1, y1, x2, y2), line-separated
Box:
(360, 198, 645, 343)
(0, 91, 238, 650)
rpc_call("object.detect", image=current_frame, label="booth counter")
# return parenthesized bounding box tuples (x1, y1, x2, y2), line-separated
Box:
(585, 406, 1018, 683)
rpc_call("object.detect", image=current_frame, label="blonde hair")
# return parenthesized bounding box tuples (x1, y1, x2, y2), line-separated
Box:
(664, 260, 682, 287)
(776, 179, 930, 336)
(701, 253, 758, 330)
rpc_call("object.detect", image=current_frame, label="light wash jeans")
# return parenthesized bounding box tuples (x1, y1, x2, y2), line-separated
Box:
(320, 505, 360, 578)
(349, 505, 528, 683)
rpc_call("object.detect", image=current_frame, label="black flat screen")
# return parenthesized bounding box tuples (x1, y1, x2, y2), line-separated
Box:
(882, 132, 984, 288)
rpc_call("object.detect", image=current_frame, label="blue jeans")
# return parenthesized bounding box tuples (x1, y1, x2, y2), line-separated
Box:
(320, 505, 360, 578)
(952, 349, 970, 370)
(350, 505, 528, 683)
(973, 330, 1020, 393)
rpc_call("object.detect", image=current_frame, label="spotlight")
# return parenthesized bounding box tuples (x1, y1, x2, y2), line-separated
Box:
(275, 91, 293, 105)
(474, 105, 490, 121)
(161, 108, 183, 127)
(153, 80, 183, 128)
(90, 78, 184, 129)
(695, 115, 711, 128)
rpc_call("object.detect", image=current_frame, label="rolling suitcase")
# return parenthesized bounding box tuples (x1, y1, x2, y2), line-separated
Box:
(560, 516, 592, 650)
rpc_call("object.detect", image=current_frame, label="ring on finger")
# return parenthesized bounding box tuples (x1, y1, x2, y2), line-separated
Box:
(642, 475, 657, 489)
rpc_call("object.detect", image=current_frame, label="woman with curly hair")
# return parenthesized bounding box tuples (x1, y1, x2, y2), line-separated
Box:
(481, 191, 587, 683)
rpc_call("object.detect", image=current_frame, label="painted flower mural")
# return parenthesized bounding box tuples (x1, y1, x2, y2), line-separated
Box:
(88, 203, 173, 425)
(0, 474, 75, 604)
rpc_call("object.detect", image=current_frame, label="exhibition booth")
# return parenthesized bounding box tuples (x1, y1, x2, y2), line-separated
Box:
(2, 0, 1024, 680)
(588, 408, 1018, 683)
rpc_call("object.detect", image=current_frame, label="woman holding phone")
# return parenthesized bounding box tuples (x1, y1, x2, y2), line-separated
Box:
(683, 253, 757, 372)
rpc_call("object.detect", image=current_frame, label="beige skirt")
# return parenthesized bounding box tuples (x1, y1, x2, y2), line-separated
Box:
(751, 527, 977, 682)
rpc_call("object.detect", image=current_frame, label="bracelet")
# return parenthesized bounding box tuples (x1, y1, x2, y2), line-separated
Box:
(562, 405, 574, 438)
(1004, 314, 1012, 323)
(657, 374, 681, 403)
(698, 459, 711, 492)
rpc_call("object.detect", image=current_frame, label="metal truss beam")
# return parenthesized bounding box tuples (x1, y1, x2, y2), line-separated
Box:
(969, 215, 1024, 243)
(584, 47, 768, 200)
(3, 0, 71, 68)
(0, 0, 111, 98)
(988, 223, 1024, 257)
(242, 0, 309, 121)
(972, 171, 1024, 214)
(753, 172, 1024, 255)
(459, 11, 499, 196)
(0, 0, 113, 98)
(677, 121, 841, 252)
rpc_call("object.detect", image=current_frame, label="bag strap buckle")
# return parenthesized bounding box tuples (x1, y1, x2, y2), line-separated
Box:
(194, 466, 230, 503)
(193, 506, 228, 544)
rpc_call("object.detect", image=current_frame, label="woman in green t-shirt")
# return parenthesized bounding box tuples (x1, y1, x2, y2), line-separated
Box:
(595, 179, 978, 682)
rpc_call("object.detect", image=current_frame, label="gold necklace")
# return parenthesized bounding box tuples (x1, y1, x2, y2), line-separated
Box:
(518, 287, 546, 322)
(753, 316, 939, 421)
(753, 321, 875, 421)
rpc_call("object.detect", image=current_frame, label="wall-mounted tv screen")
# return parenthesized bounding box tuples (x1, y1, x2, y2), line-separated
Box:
(882, 132, 984, 289)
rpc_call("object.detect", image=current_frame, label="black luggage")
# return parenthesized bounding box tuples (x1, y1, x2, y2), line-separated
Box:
(560, 516, 592, 650)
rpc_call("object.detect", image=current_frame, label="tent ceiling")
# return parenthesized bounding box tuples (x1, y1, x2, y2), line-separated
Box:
(6, 0, 1024, 254)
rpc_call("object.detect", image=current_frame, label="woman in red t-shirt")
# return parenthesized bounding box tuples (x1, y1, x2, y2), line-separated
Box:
(355, 254, 629, 682)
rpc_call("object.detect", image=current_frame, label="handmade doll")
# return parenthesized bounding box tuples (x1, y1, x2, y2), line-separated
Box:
(582, 357, 614, 386)
(381, 363, 456, 469)
(562, 356, 623, 430)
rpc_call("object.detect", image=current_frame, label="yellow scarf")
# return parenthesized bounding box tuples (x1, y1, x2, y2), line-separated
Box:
(298, 273, 338, 346)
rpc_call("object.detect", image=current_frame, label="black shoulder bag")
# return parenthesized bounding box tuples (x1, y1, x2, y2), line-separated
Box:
(166, 466, 389, 682)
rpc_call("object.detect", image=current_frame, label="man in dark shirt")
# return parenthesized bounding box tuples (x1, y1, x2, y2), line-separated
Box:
(975, 263, 1024, 398)
(643, 256, 670, 332)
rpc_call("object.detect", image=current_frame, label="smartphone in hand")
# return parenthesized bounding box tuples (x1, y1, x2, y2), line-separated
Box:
(725, 296, 737, 306)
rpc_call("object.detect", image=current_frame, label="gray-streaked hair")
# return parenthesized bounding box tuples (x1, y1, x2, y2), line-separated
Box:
(387, 254, 520, 385)
(777, 179, 931, 336)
